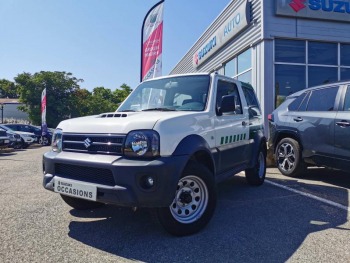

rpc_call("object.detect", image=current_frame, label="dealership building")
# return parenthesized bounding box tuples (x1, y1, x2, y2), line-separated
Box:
(170, 0, 350, 133)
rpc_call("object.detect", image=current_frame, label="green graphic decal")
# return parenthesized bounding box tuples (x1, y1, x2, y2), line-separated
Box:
(220, 133, 247, 146)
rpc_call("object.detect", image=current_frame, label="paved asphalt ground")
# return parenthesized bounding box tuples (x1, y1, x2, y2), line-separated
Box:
(1, 147, 349, 263)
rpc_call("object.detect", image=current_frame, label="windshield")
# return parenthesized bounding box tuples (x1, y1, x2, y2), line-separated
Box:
(0, 125, 11, 131)
(117, 75, 210, 112)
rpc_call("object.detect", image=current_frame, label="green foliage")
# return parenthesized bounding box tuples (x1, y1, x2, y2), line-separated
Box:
(0, 79, 19, 98)
(15, 71, 132, 128)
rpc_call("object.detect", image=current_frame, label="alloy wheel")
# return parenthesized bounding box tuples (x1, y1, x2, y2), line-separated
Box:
(277, 143, 296, 172)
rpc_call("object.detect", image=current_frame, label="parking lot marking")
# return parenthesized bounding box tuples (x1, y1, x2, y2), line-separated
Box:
(265, 179, 350, 213)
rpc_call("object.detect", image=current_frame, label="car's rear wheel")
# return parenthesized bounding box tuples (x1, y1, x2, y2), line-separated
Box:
(151, 161, 217, 236)
(275, 138, 306, 177)
(41, 136, 50, 146)
(60, 194, 105, 210)
(245, 144, 266, 186)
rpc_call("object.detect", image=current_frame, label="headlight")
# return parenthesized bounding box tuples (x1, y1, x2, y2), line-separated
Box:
(8, 134, 14, 138)
(52, 129, 63, 153)
(124, 130, 159, 158)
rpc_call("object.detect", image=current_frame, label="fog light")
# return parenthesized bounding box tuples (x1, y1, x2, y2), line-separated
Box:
(147, 177, 154, 186)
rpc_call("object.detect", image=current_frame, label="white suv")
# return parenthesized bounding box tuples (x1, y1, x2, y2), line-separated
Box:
(43, 73, 266, 236)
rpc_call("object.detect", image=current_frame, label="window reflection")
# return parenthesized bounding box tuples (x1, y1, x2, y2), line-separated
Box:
(275, 39, 305, 63)
(275, 65, 306, 107)
(308, 66, 338, 87)
(238, 49, 251, 74)
(309, 42, 337, 65)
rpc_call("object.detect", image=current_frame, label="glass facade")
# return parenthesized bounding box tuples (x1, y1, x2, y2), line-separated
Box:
(224, 48, 252, 84)
(274, 39, 350, 108)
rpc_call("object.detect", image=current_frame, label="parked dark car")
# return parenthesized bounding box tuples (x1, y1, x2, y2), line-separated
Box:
(5, 130, 21, 149)
(4, 124, 53, 146)
(269, 81, 350, 177)
(0, 128, 10, 149)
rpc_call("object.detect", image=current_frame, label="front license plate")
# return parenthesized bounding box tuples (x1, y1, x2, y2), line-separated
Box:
(54, 177, 97, 201)
(4, 140, 9, 143)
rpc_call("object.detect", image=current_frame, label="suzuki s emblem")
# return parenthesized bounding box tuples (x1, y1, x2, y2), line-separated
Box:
(84, 138, 92, 148)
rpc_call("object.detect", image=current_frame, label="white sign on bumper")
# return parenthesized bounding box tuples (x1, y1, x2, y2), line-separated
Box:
(54, 177, 97, 201)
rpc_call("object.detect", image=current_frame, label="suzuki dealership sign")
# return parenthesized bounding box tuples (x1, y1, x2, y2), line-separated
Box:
(276, 0, 350, 22)
(193, 0, 250, 68)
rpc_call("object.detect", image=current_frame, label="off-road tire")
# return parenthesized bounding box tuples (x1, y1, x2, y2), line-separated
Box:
(275, 138, 306, 177)
(151, 161, 217, 236)
(60, 194, 105, 210)
(245, 144, 266, 186)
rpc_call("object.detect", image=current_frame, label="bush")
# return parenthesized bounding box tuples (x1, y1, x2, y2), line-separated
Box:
(3, 118, 31, 124)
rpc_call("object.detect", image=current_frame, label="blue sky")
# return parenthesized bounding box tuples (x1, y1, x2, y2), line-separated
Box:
(0, 0, 230, 91)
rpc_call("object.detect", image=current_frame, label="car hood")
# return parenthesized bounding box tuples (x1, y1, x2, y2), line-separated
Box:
(57, 111, 191, 134)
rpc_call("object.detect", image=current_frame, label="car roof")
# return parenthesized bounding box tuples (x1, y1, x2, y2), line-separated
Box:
(290, 81, 350, 97)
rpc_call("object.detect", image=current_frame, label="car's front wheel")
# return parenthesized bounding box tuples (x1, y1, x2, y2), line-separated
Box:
(275, 138, 306, 177)
(60, 194, 105, 210)
(152, 161, 217, 236)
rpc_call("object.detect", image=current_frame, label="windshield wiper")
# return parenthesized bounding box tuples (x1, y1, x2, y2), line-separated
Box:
(142, 108, 177, 111)
(119, 110, 136, 112)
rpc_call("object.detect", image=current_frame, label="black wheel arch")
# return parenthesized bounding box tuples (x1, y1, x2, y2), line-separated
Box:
(248, 130, 267, 168)
(172, 134, 216, 176)
(273, 130, 303, 153)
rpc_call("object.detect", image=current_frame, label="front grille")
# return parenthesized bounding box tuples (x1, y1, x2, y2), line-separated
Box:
(55, 163, 115, 186)
(62, 133, 125, 155)
(0, 130, 6, 137)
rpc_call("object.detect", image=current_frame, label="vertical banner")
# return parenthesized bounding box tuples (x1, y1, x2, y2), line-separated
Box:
(41, 88, 47, 137)
(141, 0, 164, 82)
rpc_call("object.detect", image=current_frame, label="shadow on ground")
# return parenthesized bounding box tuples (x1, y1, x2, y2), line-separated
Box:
(68, 174, 348, 263)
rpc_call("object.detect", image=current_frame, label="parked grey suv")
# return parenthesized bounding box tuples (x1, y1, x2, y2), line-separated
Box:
(269, 81, 350, 177)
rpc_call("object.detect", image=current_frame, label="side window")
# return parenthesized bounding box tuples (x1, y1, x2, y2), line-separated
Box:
(307, 87, 339, 112)
(298, 92, 310, 111)
(7, 125, 18, 131)
(216, 80, 242, 114)
(173, 93, 192, 106)
(288, 92, 308, 111)
(22, 125, 32, 132)
(344, 86, 350, 111)
(243, 87, 261, 116)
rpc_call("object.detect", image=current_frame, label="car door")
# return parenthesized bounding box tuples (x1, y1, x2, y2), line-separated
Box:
(288, 86, 340, 167)
(334, 85, 350, 170)
(214, 79, 249, 174)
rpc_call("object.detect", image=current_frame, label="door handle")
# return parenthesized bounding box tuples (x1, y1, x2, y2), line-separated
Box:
(242, 121, 247, 126)
(336, 121, 350, 127)
(293, 117, 303, 122)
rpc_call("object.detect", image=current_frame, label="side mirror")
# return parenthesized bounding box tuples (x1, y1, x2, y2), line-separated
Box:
(218, 95, 236, 115)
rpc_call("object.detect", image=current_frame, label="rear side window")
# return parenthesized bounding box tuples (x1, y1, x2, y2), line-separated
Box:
(243, 87, 258, 107)
(243, 87, 261, 117)
(344, 86, 350, 111)
(288, 92, 308, 111)
(307, 87, 339, 111)
(298, 92, 310, 111)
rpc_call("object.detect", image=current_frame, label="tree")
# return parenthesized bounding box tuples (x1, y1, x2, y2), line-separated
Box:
(0, 79, 19, 98)
(14, 70, 133, 128)
(16, 71, 83, 127)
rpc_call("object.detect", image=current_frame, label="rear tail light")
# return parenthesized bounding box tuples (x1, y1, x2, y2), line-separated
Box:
(268, 114, 274, 122)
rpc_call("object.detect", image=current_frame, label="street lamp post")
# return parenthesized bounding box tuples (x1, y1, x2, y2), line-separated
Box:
(0, 103, 4, 124)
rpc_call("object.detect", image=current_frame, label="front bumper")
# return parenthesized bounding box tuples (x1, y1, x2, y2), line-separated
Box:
(43, 151, 188, 207)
